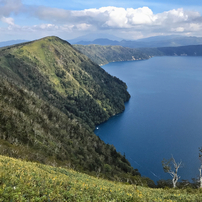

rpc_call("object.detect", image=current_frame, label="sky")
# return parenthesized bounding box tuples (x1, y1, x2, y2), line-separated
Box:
(0, 0, 202, 41)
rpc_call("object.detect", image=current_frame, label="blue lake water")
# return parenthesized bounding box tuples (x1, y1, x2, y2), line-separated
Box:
(95, 56, 202, 183)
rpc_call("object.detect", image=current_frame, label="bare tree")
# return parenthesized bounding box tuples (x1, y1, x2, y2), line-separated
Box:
(199, 165, 202, 188)
(162, 156, 182, 188)
(96, 167, 101, 178)
(198, 153, 202, 188)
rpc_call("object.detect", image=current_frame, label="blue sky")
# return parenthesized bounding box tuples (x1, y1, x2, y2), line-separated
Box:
(22, 0, 202, 13)
(0, 0, 202, 41)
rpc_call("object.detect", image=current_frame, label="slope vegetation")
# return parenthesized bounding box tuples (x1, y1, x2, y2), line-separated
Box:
(0, 36, 130, 128)
(74, 44, 202, 65)
(1, 155, 201, 201)
(0, 36, 140, 182)
(157, 45, 202, 56)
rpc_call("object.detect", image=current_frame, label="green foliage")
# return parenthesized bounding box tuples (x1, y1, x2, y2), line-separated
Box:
(157, 179, 173, 189)
(0, 155, 139, 201)
(1, 155, 202, 201)
(0, 36, 130, 129)
(104, 164, 112, 173)
(162, 158, 172, 173)
(0, 75, 139, 182)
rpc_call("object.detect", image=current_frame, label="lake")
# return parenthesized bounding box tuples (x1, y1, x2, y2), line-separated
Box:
(95, 56, 202, 183)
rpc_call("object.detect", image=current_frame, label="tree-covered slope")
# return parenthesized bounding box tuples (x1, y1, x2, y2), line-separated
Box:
(74, 44, 150, 65)
(157, 45, 202, 56)
(138, 45, 202, 57)
(0, 36, 141, 182)
(74, 44, 202, 66)
(0, 36, 130, 129)
(0, 75, 139, 180)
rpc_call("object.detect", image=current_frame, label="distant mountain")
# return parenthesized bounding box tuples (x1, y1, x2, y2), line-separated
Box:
(74, 38, 120, 46)
(68, 33, 123, 44)
(0, 40, 28, 47)
(141, 44, 202, 57)
(136, 35, 202, 48)
(136, 35, 183, 42)
(73, 35, 202, 48)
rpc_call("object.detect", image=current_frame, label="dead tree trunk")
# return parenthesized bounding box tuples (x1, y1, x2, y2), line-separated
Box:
(199, 166, 202, 188)
(162, 156, 182, 188)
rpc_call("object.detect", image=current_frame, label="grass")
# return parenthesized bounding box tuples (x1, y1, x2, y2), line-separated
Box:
(1, 155, 202, 201)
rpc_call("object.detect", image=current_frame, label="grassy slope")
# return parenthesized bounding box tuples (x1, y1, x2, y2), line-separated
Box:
(1, 155, 202, 202)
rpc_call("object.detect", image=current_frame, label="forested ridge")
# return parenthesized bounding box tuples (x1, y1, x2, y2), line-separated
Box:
(74, 44, 202, 65)
(0, 36, 130, 129)
(74, 44, 150, 65)
(0, 36, 150, 183)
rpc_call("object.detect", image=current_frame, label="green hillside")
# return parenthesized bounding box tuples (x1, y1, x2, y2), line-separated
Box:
(74, 44, 202, 66)
(74, 44, 150, 65)
(1, 155, 202, 201)
(0, 36, 142, 182)
(0, 36, 130, 129)
(157, 45, 202, 56)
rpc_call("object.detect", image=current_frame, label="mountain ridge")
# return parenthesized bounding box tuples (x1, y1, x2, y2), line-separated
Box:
(0, 36, 143, 183)
(72, 35, 202, 48)
(74, 44, 202, 65)
(0, 36, 130, 128)
(73, 44, 151, 65)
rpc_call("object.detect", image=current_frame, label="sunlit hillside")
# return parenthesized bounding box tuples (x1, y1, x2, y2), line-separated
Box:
(1, 155, 202, 201)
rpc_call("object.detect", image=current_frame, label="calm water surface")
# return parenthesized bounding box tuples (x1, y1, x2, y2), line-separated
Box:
(95, 56, 202, 182)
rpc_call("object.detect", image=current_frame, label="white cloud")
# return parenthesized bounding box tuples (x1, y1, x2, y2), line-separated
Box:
(171, 27, 185, 32)
(37, 24, 58, 30)
(127, 7, 156, 25)
(29, 6, 202, 36)
(32, 6, 157, 27)
(189, 23, 201, 31)
(75, 23, 92, 31)
(32, 7, 70, 23)
(0, 0, 23, 17)
(103, 7, 129, 28)
(155, 8, 200, 25)
(1, 2, 202, 40)
(1, 17, 15, 25)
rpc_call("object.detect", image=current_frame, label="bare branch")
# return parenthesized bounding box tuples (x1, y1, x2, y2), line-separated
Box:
(162, 155, 182, 188)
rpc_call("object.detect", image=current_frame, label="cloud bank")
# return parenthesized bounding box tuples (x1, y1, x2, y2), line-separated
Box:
(0, 0, 202, 40)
